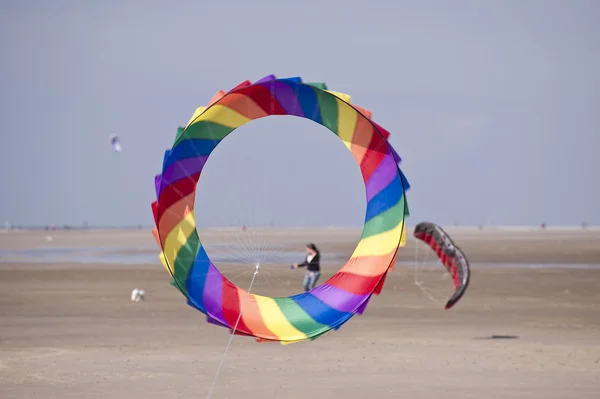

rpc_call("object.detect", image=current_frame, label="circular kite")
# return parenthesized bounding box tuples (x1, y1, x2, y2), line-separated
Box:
(150, 75, 411, 344)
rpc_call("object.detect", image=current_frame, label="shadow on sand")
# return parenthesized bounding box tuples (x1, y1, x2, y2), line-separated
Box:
(475, 335, 520, 340)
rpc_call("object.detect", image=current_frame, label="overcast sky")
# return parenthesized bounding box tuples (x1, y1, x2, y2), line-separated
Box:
(1, 0, 598, 228)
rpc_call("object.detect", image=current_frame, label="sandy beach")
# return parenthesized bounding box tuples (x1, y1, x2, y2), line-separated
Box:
(1, 228, 599, 398)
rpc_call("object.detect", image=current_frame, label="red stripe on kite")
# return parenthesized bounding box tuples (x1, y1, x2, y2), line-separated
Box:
(236, 85, 288, 115)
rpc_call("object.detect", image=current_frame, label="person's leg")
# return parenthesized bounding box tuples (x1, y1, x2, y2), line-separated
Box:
(307, 272, 321, 290)
(313, 271, 321, 287)
(303, 272, 311, 292)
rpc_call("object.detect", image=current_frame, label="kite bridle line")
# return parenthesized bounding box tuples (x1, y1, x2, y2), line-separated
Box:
(207, 263, 260, 399)
(413, 229, 444, 307)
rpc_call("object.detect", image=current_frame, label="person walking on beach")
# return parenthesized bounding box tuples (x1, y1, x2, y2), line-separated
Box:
(292, 243, 321, 292)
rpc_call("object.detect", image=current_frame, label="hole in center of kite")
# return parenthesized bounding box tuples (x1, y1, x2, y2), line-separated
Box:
(194, 115, 365, 297)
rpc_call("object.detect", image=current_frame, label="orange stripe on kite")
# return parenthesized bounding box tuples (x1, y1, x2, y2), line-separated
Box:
(208, 90, 226, 106)
(354, 105, 373, 119)
(218, 93, 269, 120)
(349, 116, 374, 169)
(151, 227, 160, 246)
(158, 193, 195, 239)
(240, 297, 279, 341)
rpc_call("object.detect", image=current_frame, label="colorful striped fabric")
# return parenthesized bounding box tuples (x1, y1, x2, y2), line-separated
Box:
(151, 75, 411, 344)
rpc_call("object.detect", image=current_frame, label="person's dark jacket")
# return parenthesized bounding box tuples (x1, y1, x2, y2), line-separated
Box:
(297, 252, 320, 272)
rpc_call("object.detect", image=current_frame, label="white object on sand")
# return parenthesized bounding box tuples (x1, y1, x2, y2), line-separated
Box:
(131, 288, 145, 302)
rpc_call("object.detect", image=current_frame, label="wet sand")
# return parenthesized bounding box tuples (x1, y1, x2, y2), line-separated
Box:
(1, 229, 599, 398)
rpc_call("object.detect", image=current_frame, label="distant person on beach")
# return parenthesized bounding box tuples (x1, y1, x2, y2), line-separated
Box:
(292, 243, 321, 292)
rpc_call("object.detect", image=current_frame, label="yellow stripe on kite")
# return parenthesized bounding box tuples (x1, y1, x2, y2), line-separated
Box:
(326, 90, 352, 104)
(158, 251, 171, 275)
(163, 212, 196, 270)
(400, 221, 407, 247)
(336, 99, 358, 151)
(352, 220, 405, 258)
(281, 338, 309, 346)
(193, 104, 250, 128)
(183, 205, 195, 223)
(186, 106, 207, 128)
(253, 295, 308, 341)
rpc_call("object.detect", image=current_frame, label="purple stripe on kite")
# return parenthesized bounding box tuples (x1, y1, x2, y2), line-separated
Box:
(255, 74, 276, 84)
(206, 314, 228, 327)
(154, 174, 162, 199)
(202, 263, 227, 325)
(389, 143, 401, 165)
(365, 152, 398, 202)
(356, 296, 371, 315)
(311, 284, 369, 313)
(159, 155, 209, 192)
(264, 81, 305, 117)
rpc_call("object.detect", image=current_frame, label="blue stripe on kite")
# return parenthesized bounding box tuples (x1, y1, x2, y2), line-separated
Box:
(398, 167, 411, 192)
(295, 84, 322, 124)
(163, 139, 220, 171)
(184, 246, 212, 314)
(365, 174, 403, 222)
(162, 150, 171, 171)
(187, 299, 203, 312)
(290, 294, 353, 327)
(329, 313, 355, 331)
(280, 76, 303, 83)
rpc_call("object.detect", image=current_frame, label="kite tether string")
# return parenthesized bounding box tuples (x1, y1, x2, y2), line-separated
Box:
(206, 263, 260, 399)
(413, 237, 444, 307)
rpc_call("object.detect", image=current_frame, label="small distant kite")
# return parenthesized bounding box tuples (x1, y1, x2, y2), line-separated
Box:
(110, 134, 122, 152)
(413, 222, 471, 309)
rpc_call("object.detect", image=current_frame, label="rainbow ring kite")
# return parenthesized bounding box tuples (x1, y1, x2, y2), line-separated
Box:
(151, 75, 411, 344)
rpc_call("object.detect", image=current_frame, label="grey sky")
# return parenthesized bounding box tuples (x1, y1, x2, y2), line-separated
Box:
(1, 0, 598, 228)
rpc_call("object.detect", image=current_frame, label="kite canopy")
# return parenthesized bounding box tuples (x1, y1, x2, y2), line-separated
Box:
(110, 134, 122, 152)
(151, 74, 411, 344)
(413, 222, 470, 309)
